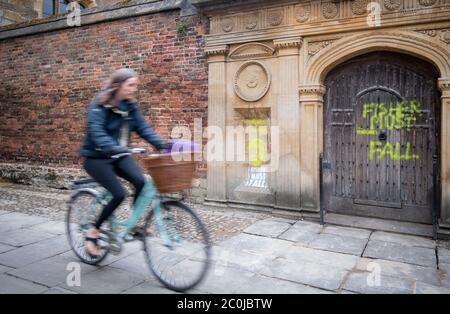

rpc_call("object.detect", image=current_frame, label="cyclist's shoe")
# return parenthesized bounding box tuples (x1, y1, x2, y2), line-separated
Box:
(85, 236, 101, 258)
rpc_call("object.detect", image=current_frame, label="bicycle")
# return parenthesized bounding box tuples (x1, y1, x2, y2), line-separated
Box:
(66, 147, 211, 292)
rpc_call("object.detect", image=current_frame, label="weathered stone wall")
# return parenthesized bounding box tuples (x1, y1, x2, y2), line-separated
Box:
(197, 0, 450, 229)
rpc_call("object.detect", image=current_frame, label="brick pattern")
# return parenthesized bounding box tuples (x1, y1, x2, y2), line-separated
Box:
(0, 11, 209, 179)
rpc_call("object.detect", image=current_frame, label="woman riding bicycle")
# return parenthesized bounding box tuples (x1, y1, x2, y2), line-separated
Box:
(79, 68, 167, 257)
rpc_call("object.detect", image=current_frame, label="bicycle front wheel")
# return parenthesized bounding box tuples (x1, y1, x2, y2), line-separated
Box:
(142, 200, 211, 292)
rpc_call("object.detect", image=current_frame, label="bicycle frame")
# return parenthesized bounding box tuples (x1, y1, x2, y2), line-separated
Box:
(69, 167, 211, 292)
(80, 180, 173, 246)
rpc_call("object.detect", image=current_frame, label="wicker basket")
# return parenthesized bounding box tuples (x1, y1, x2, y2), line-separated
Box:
(140, 153, 197, 194)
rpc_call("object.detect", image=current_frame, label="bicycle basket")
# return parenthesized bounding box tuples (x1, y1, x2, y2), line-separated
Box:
(140, 152, 197, 194)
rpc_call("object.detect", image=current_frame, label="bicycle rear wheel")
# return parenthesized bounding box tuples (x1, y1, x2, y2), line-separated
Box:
(66, 190, 110, 265)
(142, 200, 211, 292)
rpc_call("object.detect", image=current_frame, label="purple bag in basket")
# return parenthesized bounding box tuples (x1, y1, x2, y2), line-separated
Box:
(164, 139, 201, 155)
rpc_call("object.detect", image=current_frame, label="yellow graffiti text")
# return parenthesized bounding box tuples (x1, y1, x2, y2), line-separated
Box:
(368, 140, 419, 161)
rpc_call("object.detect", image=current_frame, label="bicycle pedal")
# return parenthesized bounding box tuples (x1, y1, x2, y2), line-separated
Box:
(131, 231, 144, 240)
(109, 242, 122, 255)
(123, 233, 139, 242)
(130, 226, 146, 237)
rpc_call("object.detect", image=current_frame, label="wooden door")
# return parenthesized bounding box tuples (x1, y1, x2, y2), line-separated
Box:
(323, 51, 440, 223)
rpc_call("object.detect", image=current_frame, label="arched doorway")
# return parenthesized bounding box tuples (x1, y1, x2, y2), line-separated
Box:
(323, 51, 440, 224)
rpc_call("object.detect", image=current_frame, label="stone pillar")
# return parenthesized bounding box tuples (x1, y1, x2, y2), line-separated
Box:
(205, 45, 229, 205)
(438, 78, 450, 228)
(33, 1, 43, 18)
(273, 37, 302, 212)
(299, 84, 326, 213)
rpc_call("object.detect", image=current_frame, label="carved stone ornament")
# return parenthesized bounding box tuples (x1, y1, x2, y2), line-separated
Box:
(295, 5, 311, 23)
(308, 40, 335, 56)
(322, 2, 339, 19)
(416, 29, 438, 37)
(244, 13, 258, 30)
(418, 0, 437, 6)
(228, 43, 275, 60)
(267, 9, 283, 26)
(299, 84, 326, 96)
(438, 78, 450, 92)
(205, 45, 229, 56)
(234, 61, 271, 102)
(274, 37, 303, 49)
(441, 29, 450, 44)
(351, 0, 370, 15)
(221, 17, 234, 33)
(384, 0, 401, 11)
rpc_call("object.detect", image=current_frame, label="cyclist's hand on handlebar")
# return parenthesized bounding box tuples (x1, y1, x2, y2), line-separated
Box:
(107, 146, 148, 158)
(128, 147, 146, 154)
(156, 142, 170, 154)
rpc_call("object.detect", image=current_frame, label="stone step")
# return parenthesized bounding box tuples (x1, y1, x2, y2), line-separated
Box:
(323, 213, 433, 238)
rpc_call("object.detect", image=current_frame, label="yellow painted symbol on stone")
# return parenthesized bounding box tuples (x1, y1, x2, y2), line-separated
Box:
(246, 119, 268, 167)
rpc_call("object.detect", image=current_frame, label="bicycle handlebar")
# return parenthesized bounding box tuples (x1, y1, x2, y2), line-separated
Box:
(111, 147, 147, 159)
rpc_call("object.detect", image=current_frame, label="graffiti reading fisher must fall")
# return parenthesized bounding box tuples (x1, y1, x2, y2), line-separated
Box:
(356, 100, 422, 161)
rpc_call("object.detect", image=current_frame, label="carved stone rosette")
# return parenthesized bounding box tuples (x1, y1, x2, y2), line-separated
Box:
(351, 0, 370, 15)
(221, 17, 234, 33)
(295, 5, 311, 23)
(418, 0, 437, 6)
(384, 0, 401, 11)
(322, 2, 338, 19)
(267, 9, 284, 26)
(234, 61, 271, 102)
(244, 13, 258, 30)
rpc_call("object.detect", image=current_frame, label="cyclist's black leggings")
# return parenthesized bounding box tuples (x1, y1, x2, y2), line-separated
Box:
(83, 156, 146, 229)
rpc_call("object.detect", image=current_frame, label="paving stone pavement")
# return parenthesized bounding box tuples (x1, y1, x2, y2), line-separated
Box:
(0, 183, 450, 294)
(0, 183, 270, 243)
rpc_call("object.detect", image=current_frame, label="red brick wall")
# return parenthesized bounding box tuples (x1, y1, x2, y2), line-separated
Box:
(0, 11, 209, 174)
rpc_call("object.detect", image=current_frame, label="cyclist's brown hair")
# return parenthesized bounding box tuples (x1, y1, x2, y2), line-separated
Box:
(97, 68, 138, 108)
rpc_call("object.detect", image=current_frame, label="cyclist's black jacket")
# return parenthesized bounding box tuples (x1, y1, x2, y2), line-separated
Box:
(80, 95, 165, 158)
